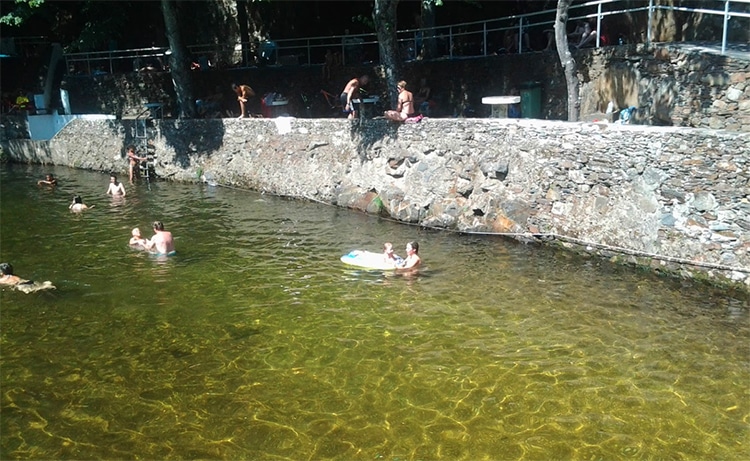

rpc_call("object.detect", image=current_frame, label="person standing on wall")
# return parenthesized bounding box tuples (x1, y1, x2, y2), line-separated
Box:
(232, 83, 255, 119)
(340, 75, 369, 120)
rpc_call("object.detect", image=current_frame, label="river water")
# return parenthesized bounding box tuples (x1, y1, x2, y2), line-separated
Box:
(1, 164, 748, 460)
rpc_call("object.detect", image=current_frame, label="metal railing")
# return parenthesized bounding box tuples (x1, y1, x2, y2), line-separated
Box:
(62, 0, 749, 75)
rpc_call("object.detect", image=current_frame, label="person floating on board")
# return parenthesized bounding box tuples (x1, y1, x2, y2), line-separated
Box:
(0, 262, 55, 293)
(0, 263, 25, 286)
(383, 242, 404, 266)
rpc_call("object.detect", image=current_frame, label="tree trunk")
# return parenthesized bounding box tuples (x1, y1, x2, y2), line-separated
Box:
(236, 0, 250, 66)
(161, 0, 196, 119)
(554, 0, 579, 122)
(373, 0, 401, 108)
(420, 0, 437, 60)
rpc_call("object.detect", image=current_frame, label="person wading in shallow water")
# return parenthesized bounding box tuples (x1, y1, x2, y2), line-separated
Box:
(398, 241, 421, 270)
(145, 220, 176, 255)
(107, 174, 126, 196)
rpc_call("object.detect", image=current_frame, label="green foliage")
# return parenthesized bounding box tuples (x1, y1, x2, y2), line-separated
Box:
(352, 14, 375, 31)
(0, 0, 45, 27)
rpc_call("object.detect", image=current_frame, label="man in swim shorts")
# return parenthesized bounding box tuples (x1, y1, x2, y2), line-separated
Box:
(145, 221, 176, 255)
(340, 75, 369, 119)
(126, 145, 147, 184)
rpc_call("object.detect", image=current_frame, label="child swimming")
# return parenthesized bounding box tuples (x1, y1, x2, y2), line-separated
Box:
(129, 228, 148, 248)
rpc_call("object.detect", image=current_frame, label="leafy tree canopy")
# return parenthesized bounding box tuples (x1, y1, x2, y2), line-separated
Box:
(0, 0, 45, 27)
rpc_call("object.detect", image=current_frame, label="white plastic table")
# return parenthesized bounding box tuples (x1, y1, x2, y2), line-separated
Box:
(482, 96, 520, 118)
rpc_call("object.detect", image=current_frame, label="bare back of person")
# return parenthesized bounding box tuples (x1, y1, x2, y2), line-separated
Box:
(149, 231, 174, 254)
(146, 221, 175, 255)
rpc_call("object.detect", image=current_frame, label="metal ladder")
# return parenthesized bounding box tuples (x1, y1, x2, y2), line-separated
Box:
(134, 103, 162, 182)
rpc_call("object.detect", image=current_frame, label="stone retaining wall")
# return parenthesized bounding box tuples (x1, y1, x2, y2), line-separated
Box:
(3, 117, 748, 289)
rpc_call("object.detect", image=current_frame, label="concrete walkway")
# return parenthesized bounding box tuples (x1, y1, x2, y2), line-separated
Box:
(660, 40, 750, 61)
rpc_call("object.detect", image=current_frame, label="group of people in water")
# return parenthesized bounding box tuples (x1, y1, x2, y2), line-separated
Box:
(61, 171, 176, 255)
(2, 169, 178, 293)
(5, 167, 421, 294)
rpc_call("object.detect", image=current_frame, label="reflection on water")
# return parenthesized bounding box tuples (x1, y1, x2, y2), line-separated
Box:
(1, 164, 748, 460)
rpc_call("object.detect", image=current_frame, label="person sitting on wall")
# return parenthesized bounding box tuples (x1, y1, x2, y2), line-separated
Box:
(384, 80, 415, 122)
(232, 83, 255, 119)
(576, 20, 598, 48)
(13, 90, 30, 113)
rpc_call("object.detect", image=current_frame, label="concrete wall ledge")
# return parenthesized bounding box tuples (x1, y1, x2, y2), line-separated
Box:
(2, 117, 749, 291)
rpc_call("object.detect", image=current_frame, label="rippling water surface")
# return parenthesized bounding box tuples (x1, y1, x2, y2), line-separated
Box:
(1, 164, 748, 460)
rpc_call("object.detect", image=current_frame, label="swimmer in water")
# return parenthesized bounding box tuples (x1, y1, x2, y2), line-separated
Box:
(397, 241, 421, 270)
(106, 174, 126, 196)
(0, 263, 24, 286)
(129, 227, 148, 248)
(0, 262, 55, 293)
(144, 220, 176, 255)
(37, 173, 57, 186)
(69, 195, 94, 213)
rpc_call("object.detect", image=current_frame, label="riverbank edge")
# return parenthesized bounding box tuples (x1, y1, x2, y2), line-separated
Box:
(2, 117, 748, 294)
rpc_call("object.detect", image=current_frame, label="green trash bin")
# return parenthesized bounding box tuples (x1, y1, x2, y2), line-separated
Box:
(520, 81, 542, 119)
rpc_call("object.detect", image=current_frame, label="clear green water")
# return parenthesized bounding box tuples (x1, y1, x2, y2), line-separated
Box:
(1, 164, 748, 460)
